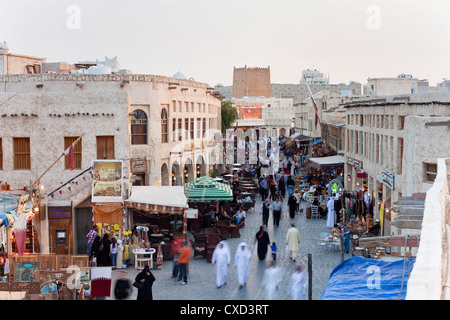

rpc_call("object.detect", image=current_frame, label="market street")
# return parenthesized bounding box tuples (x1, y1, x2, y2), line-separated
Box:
(109, 193, 351, 300)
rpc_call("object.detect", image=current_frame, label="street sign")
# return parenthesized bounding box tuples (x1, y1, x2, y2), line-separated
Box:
(184, 209, 198, 219)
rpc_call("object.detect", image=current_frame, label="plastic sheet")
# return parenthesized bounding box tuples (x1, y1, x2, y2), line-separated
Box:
(320, 256, 415, 300)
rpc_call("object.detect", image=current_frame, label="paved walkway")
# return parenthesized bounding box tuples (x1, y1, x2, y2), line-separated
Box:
(107, 190, 352, 300)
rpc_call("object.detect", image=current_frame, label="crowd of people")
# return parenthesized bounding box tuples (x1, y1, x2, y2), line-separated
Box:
(86, 225, 122, 269)
(96, 135, 378, 301)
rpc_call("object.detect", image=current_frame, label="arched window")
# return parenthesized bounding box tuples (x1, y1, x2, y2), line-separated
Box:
(131, 109, 148, 145)
(161, 108, 168, 143)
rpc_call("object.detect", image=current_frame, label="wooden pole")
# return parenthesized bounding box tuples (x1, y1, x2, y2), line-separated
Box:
(32, 133, 85, 187)
(183, 182, 192, 240)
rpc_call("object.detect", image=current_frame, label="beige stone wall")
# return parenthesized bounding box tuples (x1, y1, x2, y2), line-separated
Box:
(232, 66, 271, 99)
(406, 158, 449, 300)
(0, 53, 44, 75)
(343, 98, 450, 226)
(0, 73, 222, 191)
(0, 90, 130, 191)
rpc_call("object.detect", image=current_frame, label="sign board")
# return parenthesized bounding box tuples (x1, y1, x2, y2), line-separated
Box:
(48, 206, 72, 219)
(327, 179, 344, 196)
(379, 203, 384, 236)
(377, 171, 395, 190)
(347, 157, 363, 169)
(14, 262, 40, 282)
(16, 195, 29, 214)
(92, 160, 124, 203)
(184, 209, 198, 219)
(130, 159, 147, 173)
(0, 225, 6, 249)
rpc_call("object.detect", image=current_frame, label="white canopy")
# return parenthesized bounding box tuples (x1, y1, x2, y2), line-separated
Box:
(309, 155, 345, 169)
(125, 186, 188, 214)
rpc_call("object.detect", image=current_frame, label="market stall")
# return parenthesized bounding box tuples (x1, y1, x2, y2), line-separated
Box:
(125, 186, 189, 263)
(308, 155, 345, 170)
(185, 176, 233, 202)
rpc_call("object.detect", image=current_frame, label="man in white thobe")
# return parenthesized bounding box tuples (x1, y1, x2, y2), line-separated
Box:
(289, 265, 308, 300)
(286, 223, 301, 262)
(262, 261, 282, 300)
(212, 241, 231, 288)
(234, 242, 252, 289)
(326, 195, 336, 228)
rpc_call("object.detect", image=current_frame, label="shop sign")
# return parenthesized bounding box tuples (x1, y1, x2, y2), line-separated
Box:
(131, 159, 147, 173)
(377, 171, 395, 190)
(327, 179, 344, 196)
(347, 157, 363, 169)
(0, 225, 6, 248)
(379, 203, 384, 236)
(92, 160, 124, 203)
(16, 195, 29, 214)
(48, 206, 72, 219)
(184, 209, 198, 219)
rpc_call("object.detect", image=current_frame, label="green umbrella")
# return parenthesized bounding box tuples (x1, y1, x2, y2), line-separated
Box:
(185, 176, 233, 202)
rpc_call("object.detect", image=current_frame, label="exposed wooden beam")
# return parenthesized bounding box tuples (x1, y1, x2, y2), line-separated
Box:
(358, 236, 420, 248)
(391, 219, 423, 229)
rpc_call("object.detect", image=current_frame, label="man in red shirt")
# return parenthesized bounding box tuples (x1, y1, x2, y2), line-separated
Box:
(170, 235, 183, 279)
(177, 240, 191, 285)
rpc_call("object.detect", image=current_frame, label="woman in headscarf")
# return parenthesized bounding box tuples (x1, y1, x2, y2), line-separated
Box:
(254, 226, 270, 261)
(234, 242, 252, 289)
(90, 235, 101, 267)
(288, 192, 297, 219)
(99, 233, 112, 266)
(135, 265, 156, 300)
(211, 241, 231, 288)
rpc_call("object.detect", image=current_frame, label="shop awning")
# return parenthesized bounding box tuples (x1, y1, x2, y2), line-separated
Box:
(310, 137, 322, 145)
(309, 155, 345, 170)
(125, 186, 188, 214)
(290, 132, 313, 141)
(185, 176, 233, 202)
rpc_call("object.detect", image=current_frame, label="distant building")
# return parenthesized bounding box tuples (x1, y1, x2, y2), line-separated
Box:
(300, 68, 329, 85)
(232, 65, 271, 99)
(271, 81, 362, 104)
(0, 42, 131, 75)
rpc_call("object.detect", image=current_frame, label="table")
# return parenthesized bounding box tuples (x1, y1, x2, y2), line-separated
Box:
(132, 248, 156, 270)
(150, 233, 164, 243)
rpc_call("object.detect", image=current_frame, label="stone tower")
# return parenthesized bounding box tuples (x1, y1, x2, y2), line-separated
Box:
(232, 65, 271, 99)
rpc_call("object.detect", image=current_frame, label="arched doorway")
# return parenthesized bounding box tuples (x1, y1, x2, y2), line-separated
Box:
(183, 158, 194, 183)
(196, 155, 206, 178)
(161, 163, 169, 186)
(171, 161, 181, 186)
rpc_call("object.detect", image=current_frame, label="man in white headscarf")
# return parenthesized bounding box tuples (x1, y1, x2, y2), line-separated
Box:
(262, 261, 282, 300)
(212, 241, 231, 288)
(326, 194, 336, 228)
(234, 242, 252, 289)
(289, 264, 308, 300)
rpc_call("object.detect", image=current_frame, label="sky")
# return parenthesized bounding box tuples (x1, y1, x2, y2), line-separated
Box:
(1, 0, 449, 87)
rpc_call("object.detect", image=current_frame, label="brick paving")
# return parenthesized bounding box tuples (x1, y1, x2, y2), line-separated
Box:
(108, 189, 352, 300)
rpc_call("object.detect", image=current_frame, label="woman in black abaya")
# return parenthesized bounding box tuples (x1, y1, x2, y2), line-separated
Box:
(254, 226, 270, 261)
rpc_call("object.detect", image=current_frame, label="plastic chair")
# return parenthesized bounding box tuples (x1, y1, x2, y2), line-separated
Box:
(311, 205, 320, 219)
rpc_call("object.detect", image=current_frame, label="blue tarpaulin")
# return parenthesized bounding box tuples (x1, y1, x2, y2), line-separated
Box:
(320, 256, 415, 300)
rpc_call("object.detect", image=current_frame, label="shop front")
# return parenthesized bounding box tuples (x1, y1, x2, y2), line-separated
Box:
(125, 186, 188, 263)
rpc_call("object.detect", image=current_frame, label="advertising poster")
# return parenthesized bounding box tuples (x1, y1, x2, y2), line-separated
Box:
(92, 160, 124, 203)
(379, 203, 384, 236)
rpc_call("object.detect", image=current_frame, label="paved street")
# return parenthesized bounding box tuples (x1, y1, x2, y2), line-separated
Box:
(108, 192, 351, 300)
